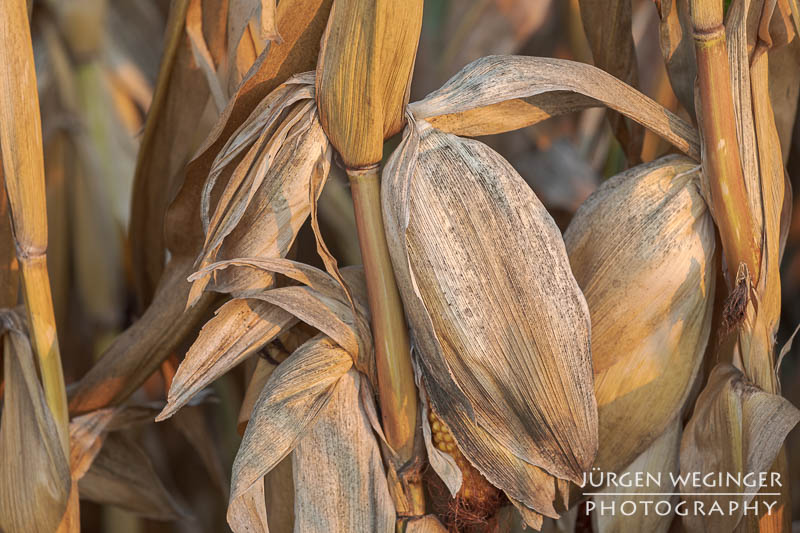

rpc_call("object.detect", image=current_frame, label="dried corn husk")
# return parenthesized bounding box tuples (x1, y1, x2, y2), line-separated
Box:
(591, 419, 682, 533)
(159, 259, 373, 422)
(564, 155, 716, 475)
(0, 313, 71, 533)
(679, 364, 800, 532)
(315, 0, 423, 167)
(383, 118, 597, 522)
(292, 369, 395, 532)
(228, 334, 394, 532)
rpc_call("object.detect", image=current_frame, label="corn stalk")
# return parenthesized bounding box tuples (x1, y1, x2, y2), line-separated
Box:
(690, 0, 790, 530)
(0, 0, 70, 455)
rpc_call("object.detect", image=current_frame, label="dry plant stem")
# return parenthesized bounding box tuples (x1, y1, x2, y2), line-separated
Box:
(20, 257, 69, 450)
(0, 0, 70, 455)
(690, 1, 760, 282)
(348, 166, 419, 466)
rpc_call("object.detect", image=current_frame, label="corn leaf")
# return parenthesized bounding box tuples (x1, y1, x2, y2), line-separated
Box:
(79, 433, 189, 521)
(157, 297, 296, 421)
(409, 55, 699, 160)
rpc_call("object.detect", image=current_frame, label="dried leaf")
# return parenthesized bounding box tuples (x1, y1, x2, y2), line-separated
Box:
(228, 335, 352, 516)
(564, 155, 716, 474)
(292, 370, 395, 532)
(591, 420, 682, 533)
(578, 0, 643, 160)
(238, 356, 278, 433)
(157, 297, 296, 420)
(227, 0, 280, 95)
(68, 257, 214, 414)
(0, 319, 71, 533)
(657, 0, 696, 117)
(69, 408, 116, 481)
(265, 455, 295, 532)
(409, 56, 699, 160)
(186, 0, 227, 111)
(128, 0, 221, 307)
(79, 433, 189, 521)
(175, 0, 333, 258)
(189, 90, 331, 305)
(383, 120, 597, 517)
(227, 478, 270, 533)
(679, 364, 800, 532)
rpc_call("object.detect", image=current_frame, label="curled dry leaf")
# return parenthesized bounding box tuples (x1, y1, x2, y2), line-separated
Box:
(564, 155, 716, 475)
(157, 297, 296, 420)
(292, 370, 395, 532)
(0, 316, 71, 533)
(226, 0, 280, 95)
(228, 334, 352, 526)
(408, 55, 699, 160)
(188, 75, 332, 305)
(69, 0, 332, 416)
(382, 119, 597, 521)
(679, 364, 800, 532)
(591, 420, 682, 533)
(200, 258, 375, 382)
(79, 432, 190, 521)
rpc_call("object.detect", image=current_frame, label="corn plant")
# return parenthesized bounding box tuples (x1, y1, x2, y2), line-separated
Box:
(1, 0, 799, 532)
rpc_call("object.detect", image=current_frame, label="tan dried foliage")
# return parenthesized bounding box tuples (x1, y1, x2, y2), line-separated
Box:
(78, 433, 189, 521)
(409, 55, 699, 160)
(578, 0, 643, 160)
(592, 420, 682, 533)
(227, 335, 352, 530)
(292, 370, 395, 532)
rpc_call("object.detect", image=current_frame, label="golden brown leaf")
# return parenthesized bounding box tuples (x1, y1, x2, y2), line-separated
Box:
(409, 55, 699, 160)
